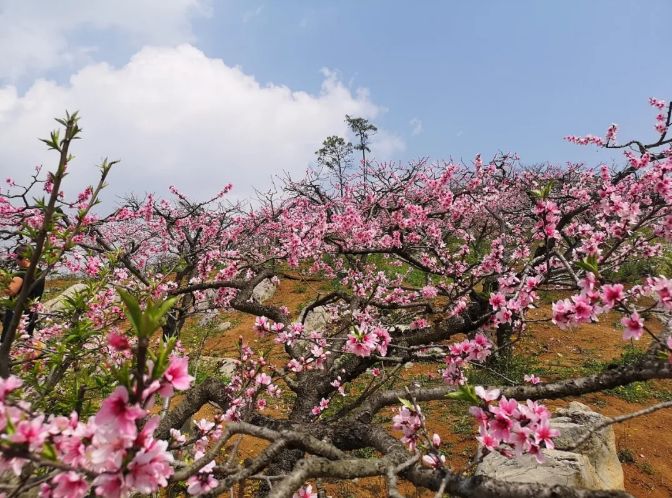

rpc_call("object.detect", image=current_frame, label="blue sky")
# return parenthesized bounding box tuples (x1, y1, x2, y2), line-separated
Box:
(195, 0, 668, 165)
(0, 0, 670, 201)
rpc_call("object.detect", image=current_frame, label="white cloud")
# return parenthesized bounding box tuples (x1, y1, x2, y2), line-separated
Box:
(371, 130, 406, 159)
(0, 45, 401, 205)
(409, 117, 423, 136)
(0, 0, 210, 80)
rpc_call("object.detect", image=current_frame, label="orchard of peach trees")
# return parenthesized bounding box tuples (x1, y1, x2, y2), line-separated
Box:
(0, 97, 670, 498)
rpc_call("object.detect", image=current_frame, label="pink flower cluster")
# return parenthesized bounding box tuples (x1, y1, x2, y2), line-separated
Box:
(551, 273, 672, 341)
(0, 354, 194, 498)
(552, 273, 606, 330)
(649, 98, 669, 134)
(344, 325, 391, 357)
(605, 123, 618, 144)
(311, 397, 330, 416)
(392, 405, 424, 451)
(185, 452, 218, 495)
(533, 200, 560, 239)
(642, 276, 672, 311)
(419, 435, 446, 470)
(564, 134, 604, 146)
(293, 485, 318, 498)
(442, 334, 492, 385)
(470, 387, 558, 463)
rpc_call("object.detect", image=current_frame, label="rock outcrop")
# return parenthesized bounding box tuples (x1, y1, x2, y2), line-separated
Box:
(476, 401, 624, 491)
(251, 278, 277, 303)
(42, 283, 89, 313)
(298, 305, 329, 332)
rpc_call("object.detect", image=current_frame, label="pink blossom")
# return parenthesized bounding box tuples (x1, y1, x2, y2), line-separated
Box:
(93, 473, 127, 498)
(11, 416, 47, 451)
(421, 285, 438, 299)
(571, 294, 594, 322)
(163, 356, 194, 391)
(256, 373, 272, 386)
(409, 318, 429, 330)
(489, 293, 506, 309)
(649, 97, 667, 110)
(476, 425, 499, 451)
(421, 453, 446, 469)
(524, 374, 541, 385)
(95, 386, 145, 437)
(254, 316, 270, 334)
(621, 311, 644, 340)
(649, 276, 672, 310)
(392, 406, 424, 450)
(107, 330, 130, 351)
(194, 419, 215, 434)
(373, 326, 391, 356)
(51, 472, 88, 498)
(311, 398, 330, 416)
(125, 439, 174, 494)
(0, 376, 22, 402)
(475, 386, 500, 402)
(186, 465, 218, 496)
(170, 429, 186, 444)
(287, 358, 304, 372)
(534, 422, 560, 450)
(293, 485, 318, 498)
(601, 283, 625, 308)
(469, 406, 489, 425)
(344, 330, 377, 357)
(552, 299, 574, 329)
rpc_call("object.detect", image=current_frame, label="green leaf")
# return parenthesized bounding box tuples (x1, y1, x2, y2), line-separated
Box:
(155, 297, 178, 322)
(398, 398, 416, 411)
(42, 442, 57, 461)
(576, 255, 599, 274)
(531, 181, 554, 200)
(446, 384, 479, 404)
(118, 288, 143, 336)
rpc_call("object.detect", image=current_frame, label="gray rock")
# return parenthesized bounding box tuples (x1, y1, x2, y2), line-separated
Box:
(475, 401, 624, 491)
(415, 346, 444, 358)
(42, 283, 89, 312)
(188, 288, 218, 313)
(553, 402, 624, 490)
(196, 356, 238, 379)
(217, 321, 232, 332)
(476, 450, 600, 488)
(252, 279, 277, 303)
(198, 311, 219, 327)
(218, 358, 238, 378)
(299, 305, 329, 332)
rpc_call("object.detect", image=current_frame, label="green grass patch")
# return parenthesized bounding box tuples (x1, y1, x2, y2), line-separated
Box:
(468, 352, 542, 386)
(607, 382, 672, 403)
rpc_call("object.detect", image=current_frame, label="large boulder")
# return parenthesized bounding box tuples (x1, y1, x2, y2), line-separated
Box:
(252, 279, 277, 303)
(42, 283, 89, 313)
(299, 305, 329, 332)
(475, 401, 624, 490)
